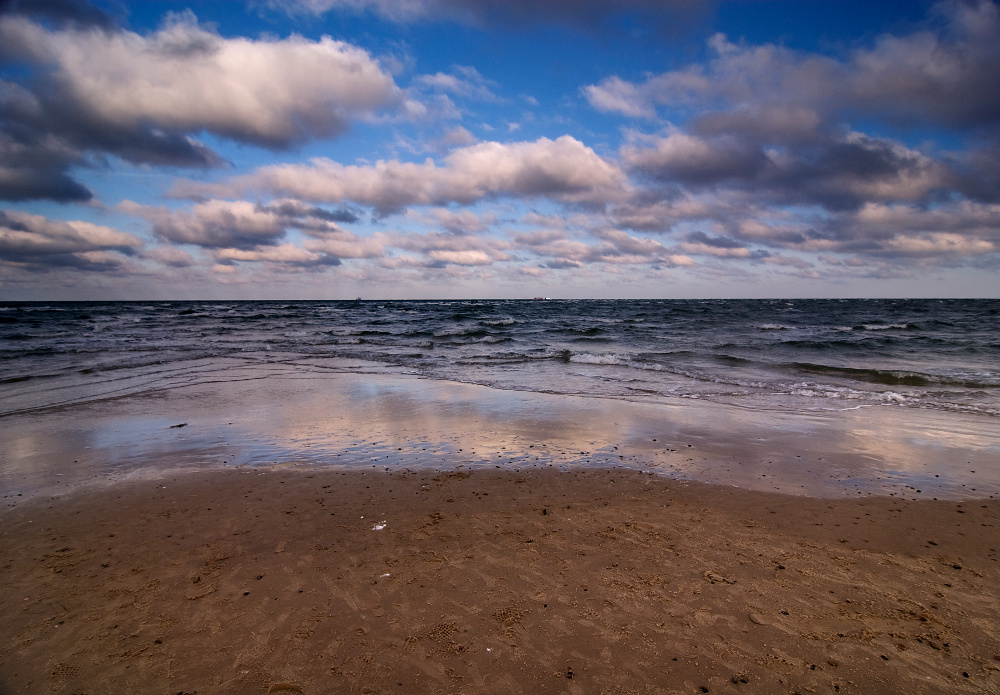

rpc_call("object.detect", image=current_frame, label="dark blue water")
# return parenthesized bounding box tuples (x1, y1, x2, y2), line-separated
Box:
(1, 298, 998, 418)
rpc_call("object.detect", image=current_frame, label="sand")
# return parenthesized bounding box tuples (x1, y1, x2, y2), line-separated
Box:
(1, 466, 998, 695)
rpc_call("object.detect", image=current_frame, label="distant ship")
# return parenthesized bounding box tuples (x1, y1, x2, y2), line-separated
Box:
(533, 296, 551, 300)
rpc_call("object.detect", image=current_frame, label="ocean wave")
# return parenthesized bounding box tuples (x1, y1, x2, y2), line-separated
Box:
(432, 326, 479, 337)
(3, 298, 996, 419)
(788, 383, 912, 403)
(790, 362, 999, 388)
(569, 352, 632, 366)
(792, 362, 930, 386)
(860, 323, 909, 331)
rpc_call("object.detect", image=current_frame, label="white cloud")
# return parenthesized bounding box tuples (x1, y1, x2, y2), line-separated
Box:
(214, 244, 328, 265)
(120, 198, 386, 267)
(122, 200, 288, 250)
(174, 136, 629, 212)
(145, 246, 196, 268)
(0, 209, 142, 269)
(389, 229, 511, 266)
(0, 11, 404, 148)
(879, 233, 995, 256)
(427, 249, 493, 265)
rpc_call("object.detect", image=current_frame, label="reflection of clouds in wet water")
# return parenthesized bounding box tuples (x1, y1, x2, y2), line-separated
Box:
(253, 377, 632, 468)
(840, 409, 998, 493)
(1, 371, 997, 502)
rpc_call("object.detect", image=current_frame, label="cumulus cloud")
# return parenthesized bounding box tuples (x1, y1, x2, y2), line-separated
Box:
(586, 2, 1000, 131)
(0, 10, 404, 201)
(1, 12, 401, 146)
(388, 229, 511, 266)
(622, 131, 770, 185)
(625, 130, 952, 210)
(0, 209, 142, 270)
(120, 198, 384, 271)
(144, 246, 195, 268)
(121, 198, 372, 253)
(123, 200, 289, 250)
(174, 136, 629, 214)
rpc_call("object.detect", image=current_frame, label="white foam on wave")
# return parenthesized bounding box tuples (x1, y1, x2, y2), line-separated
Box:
(863, 323, 908, 331)
(570, 353, 632, 366)
(433, 326, 474, 337)
(788, 382, 917, 405)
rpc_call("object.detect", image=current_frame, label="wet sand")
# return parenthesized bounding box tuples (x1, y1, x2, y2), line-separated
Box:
(2, 466, 998, 694)
(4, 371, 999, 502)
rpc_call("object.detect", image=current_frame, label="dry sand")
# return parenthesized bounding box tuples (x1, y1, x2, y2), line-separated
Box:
(1, 466, 998, 694)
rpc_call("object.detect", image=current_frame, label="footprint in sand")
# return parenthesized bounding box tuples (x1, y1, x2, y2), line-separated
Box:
(50, 663, 81, 681)
(268, 684, 304, 694)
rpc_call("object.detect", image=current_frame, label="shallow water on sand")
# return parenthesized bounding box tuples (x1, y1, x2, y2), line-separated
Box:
(2, 369, 997, 503)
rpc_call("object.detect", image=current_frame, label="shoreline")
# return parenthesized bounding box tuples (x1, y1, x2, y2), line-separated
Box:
(2, 467, 998, 694)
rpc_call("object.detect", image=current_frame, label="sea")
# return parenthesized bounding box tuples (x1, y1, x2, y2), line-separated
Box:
(1, 298, 998, 500)
(2, 298, 997, 418)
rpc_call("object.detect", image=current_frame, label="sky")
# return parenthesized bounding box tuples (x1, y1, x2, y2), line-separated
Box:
(1, 0, 999, 299)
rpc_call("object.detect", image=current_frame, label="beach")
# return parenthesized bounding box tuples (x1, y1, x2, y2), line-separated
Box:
(1, 466, 998, 694)
(1, 301, 999, 694)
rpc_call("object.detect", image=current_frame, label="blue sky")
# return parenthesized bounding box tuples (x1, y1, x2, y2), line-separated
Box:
(1, 0, 998, 299)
